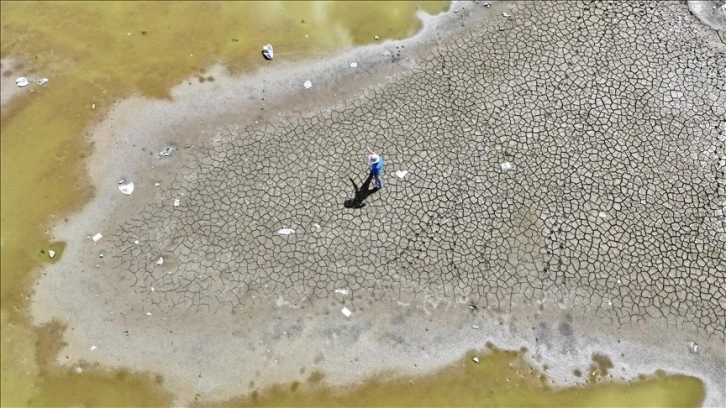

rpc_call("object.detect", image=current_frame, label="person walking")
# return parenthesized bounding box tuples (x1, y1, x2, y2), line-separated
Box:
(367, 147, 384, 189)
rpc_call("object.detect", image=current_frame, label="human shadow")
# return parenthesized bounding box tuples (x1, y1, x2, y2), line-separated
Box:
(344, 172, 380, 209)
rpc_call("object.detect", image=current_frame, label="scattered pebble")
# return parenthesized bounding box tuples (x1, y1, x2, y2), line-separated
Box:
(350, 62, 358, 68)
(90, 345, 97, 351)
(303, 80, 312, 89)
(689, 341, 699, 353)
(341, 307, 352, 317)
(37, 78, 48, 86)
(278, 228, 295, 235)
(174, 198, 180, 208)
(262, 44, 274, 60)
(75, 367, 83, 374)
(158, 146, 175, 159)
(500, 161, 513, 172)
(395, 170, 409, 179)
(146, 312, 152, 316)
(472, 357, 480, 363)
(156, 257, 164, 265)
(92, 233, 103, 242)
(503, 12, 511, 17)
(15, 77, 29, 87)
(48, 250, 56, 259)
(472, 324, 479, 329)
(374, 35, 380, 40)
(335, 288, 349, 295)
(118, 181, 134, 195)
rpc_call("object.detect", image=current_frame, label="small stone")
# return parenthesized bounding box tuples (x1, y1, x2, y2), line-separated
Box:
(374, 35, 380, 40)
(118, 181, 134, 195)
(92, 233, 103, 242)
(158, 146, 175, 158)
(350, 62, 358, 68)
(146, 312, 152, 316)
(500, 161, 513, 172)
(335, 288, 349, 295)
(689, 341, 699, 353)
(395, 170, 408, 179)
(151, 287, 155, 292)
(48, 250, 56, 259)
(303, 80, 312, 89)
(472, 325, 479, 329)
(75, 367, 83, 374)
(156, 257, 164, 265)
(37, 78, 49, 86)
(90, 345, 97, 351)
(472, 357, 480, 363)
(99, 253, 104, 258)
(15, 77, 29, 87)
(173, 198, 180, 208)
(341, 307, 352, 317)
(503, 12, 511, 17)
(261, 44, 274, 60)
(278, 228, 295, 235)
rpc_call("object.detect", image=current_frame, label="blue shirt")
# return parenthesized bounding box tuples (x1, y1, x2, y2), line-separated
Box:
(370, 156, 384, 176)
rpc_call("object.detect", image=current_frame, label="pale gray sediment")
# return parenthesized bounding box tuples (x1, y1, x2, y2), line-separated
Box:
(31, 1, 725, 406)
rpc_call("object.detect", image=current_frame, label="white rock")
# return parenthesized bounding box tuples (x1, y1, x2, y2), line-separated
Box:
(472, 357, 480, 363)
(48, 250, 56, 259)
(156, 257, 164, 265)
(335, 288, 349, 295)
(90, 345, 97, 351)
(151, 287, 155, 292)
(75, 367, 83, 374)
(262, 44, 274, 60)
(503, 12, 511, 17)
(395, 170, 408, 179)
(37, 78, 49, 86)
(500, 162, 513, 172)
(350, 62, 358, 68)
(118, 182, 134, 195)
(15, 77, 29, 87)
(472, 324, 479, 329)
(278, 228, 295, 235)
(598, 211, 608, 218)
(146, 312, 152, 316)
(341, 307, 352, 317)
(173, 198, 180, 208)
(303, 80, 312, 89)
(374, 35, 380, 40)
(689, 341, 699, 353)
(92, 233, 103, 242)
(312, 223, 321, 231)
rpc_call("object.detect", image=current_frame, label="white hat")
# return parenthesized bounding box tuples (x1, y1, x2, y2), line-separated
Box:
(368, 154, 380, 164)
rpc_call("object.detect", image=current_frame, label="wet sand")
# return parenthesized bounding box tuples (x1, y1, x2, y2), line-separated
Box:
(27, 1, 725, 406)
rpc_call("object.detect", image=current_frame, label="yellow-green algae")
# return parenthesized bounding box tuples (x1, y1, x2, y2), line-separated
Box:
(212, 345, 704, 408)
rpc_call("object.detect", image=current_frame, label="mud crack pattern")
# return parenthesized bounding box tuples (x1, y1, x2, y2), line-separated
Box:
(112, 1, 725, 336)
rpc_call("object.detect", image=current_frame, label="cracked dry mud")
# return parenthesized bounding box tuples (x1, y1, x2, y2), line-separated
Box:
(115, 0, 724, 333)
(33, 0, 725, 405)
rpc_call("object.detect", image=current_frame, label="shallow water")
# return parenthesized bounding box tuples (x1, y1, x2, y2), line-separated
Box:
(0, 1, 707, 406)
(213, 345, 705, 407)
